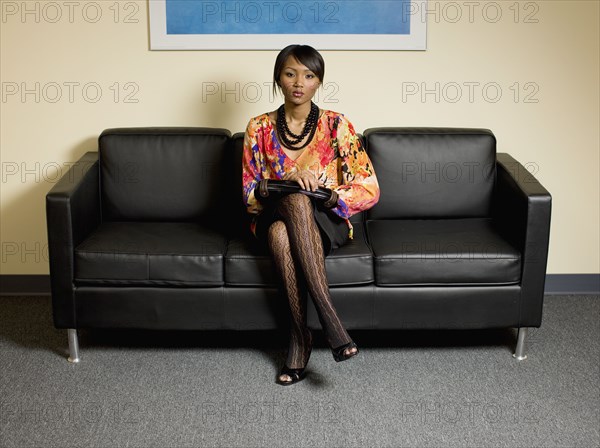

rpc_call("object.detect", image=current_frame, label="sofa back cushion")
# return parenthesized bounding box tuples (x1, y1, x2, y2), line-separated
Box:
(230, 133, 253, 237)
(364, 128, 496, 219)
(99, 128, 231, 222)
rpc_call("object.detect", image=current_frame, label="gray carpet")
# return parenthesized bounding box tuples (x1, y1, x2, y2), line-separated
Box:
(0, 295, 598, 448)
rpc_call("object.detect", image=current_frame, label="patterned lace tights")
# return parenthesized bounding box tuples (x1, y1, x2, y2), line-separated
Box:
(266, 193, 356, 380)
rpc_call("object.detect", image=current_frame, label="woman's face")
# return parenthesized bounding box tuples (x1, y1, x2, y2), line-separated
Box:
(278, 55, 321, 107)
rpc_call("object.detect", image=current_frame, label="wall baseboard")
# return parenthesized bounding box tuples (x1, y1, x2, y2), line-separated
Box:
(0, 274, 598, 296)
(543, 274, 600, 295)
(0, 275, 51, 296)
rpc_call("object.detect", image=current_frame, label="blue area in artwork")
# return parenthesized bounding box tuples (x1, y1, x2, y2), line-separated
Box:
(166, 0, 411, 34)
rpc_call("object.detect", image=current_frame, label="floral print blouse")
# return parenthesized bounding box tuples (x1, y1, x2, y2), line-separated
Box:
(242, 109, 380, 240)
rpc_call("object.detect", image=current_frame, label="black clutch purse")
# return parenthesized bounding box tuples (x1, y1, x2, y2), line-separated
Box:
(256, 179, 338, 208)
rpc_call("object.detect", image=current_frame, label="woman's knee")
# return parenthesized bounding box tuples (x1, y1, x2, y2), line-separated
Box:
(278, 192, 312, 211)
(267, 220, 289, 245)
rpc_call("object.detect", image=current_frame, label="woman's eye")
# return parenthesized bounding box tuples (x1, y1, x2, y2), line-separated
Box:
(306, 74, 314, 79)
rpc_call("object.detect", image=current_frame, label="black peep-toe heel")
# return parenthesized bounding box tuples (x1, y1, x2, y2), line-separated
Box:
(332, 341, 359, 362)
(277, 364, 308, 386)
(277, 329, 313, 386)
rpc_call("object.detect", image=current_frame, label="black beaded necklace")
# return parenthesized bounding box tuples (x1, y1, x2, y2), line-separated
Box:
(276, 101, 319, 150)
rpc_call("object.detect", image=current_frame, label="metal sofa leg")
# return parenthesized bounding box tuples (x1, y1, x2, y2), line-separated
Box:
(67, 329, 80, 363)
(513, 327, 528, 361)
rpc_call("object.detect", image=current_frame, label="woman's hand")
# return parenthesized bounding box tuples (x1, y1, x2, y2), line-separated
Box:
(283, 168, 323, 192)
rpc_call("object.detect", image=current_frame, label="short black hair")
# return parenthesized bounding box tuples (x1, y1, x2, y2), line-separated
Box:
(273, 44, 325, 97)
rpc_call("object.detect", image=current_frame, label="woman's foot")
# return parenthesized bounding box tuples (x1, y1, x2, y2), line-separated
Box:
(277, 364, 308, 386)
(277, 328, 313, 385)
(332, 340, 359, 362)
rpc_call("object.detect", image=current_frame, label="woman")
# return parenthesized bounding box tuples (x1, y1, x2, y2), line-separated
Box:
(242, 44, 380, 385)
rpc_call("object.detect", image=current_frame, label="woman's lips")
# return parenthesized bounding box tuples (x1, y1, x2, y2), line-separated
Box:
(293, 91, 303, 97)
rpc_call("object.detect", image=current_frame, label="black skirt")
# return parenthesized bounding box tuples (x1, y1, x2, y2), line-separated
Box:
(254, 196, 350, 256)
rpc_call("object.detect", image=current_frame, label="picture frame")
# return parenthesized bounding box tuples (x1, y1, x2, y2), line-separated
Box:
(149, 0, 427, 50)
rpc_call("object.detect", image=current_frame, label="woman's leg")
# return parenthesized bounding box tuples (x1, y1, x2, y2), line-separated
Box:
(275, 193, 357, 355)
(267, 220, 312, 382)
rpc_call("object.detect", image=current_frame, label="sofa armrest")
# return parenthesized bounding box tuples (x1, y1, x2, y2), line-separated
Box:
(46, 151, 100, 328)
(493, 152, 552, 327)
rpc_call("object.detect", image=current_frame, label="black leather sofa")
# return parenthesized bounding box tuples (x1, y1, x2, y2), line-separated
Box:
(45, 127, 552, 363)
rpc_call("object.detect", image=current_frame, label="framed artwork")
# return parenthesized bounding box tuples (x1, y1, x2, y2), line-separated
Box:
(149, 0, 427, 50)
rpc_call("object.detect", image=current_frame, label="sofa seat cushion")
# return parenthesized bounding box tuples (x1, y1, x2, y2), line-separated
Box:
(225, 225, 374, 287)
(74, 222, 226, 286)
(367, 218, 521, 286)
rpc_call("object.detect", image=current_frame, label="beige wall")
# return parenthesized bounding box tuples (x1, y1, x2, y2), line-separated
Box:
(1, 0, 598, 275)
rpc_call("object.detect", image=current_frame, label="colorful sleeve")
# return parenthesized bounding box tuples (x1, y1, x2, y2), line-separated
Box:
(329, 114, 380, 219)
(242, 119, 264, 216)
